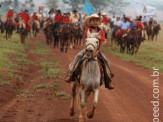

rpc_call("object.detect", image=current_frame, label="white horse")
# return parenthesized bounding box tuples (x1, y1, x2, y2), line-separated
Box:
(70, 30, 101, 122)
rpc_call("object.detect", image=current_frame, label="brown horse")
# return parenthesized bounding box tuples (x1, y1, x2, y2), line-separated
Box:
(125, 29, 138, 55)
(134, 29, 145, 53)
(32, 21, 39, 37)
(5, 18, 14, 40)
(147, 24, 161, 41)
(59, 23, 72, 53)
(44, 19, 53, 45)
(19, 20, 28, 44)
(70, 23, 81, 49)
(154, 24, 161, 40)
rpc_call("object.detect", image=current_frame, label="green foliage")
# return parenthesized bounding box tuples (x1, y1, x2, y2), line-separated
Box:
(63, 0, 83, 10)
(18, 77, 23, 83)
(0, 80, 11, 86)
(14, 58, 33, 65)
(39, 58, 62, 79)
(0, 32, 28, 69)
(8, 73, 14, 80)
(34, 84, 51, 89)
(53, 81, 61, 91)
(32, 42, 49, 54)
(55, 91, 71, 100)
(45, 0, 58, 9)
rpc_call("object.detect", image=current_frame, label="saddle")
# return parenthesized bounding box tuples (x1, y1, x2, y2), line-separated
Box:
(70, 53, 111, 88)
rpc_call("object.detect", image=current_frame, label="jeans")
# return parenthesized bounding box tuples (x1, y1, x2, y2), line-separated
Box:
(0, 18, 4, 28)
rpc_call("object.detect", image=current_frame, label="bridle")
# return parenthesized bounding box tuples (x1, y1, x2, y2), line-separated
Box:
(84, 42, 99, 61)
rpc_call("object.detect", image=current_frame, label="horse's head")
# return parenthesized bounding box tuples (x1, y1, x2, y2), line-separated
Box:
(84, 30, 100, 58)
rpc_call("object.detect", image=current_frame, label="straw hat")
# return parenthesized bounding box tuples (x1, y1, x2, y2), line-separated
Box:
(85, 14, 102, 26)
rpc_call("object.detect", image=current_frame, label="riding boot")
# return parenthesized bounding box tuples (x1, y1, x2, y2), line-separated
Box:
(65, 49, 85, 83)
(98, 52, 115, 90)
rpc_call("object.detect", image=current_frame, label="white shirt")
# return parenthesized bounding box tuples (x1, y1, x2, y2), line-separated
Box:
(114, 20, 122, 26)
(120, 21, 130, 30)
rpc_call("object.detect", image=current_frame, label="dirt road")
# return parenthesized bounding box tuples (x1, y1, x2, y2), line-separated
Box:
(0, 33, 162, 122)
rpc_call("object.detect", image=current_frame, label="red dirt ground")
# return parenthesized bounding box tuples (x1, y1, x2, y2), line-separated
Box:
(0, 32, 162, 122)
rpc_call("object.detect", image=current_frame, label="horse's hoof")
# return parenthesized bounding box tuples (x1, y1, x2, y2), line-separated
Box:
(87, 112, 93, 119)
(70, 109, 75, 116)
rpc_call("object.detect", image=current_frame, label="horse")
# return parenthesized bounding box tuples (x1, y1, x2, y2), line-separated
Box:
(59, 23, 71, 53)
(154, 24, 161, 40)
(70, 23, 80, 49)
(147, 25, 155, 41)
(125, 29, 137, 55)
(5, 18, 14, 40)
(32, 20, 39, 37)
(52, 22, 62, 48)
(19, 20, 28, 44)
(111, 26, 120, 48)
(134, 29, 145, 53)
(43, 19, 53, 45)
(70, 30, 101, 122)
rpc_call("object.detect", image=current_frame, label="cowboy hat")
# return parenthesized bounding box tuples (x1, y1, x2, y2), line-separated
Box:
(101, 12, 107, 16)
(72, 9, 77, 13)
(85, 14, 102, 26)
(9, 6, 13, 9)
(24, 9, 28, 12)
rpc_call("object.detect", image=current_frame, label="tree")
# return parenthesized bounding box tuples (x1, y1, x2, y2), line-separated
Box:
(63, 0, 83, 10)
(45, 0, 58, 9)
(108, 0, 129, 16)
(88, 0, 111, 13)
(14, 0, 19, 7)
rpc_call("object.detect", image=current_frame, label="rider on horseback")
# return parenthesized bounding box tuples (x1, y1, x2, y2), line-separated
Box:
(4, 7, 15, 28)
(32, 11, 40, 30)
(136, 16, 145, 40)
(70, 10, 79, 24)
(62, 12, 70, 24)
(65, 14, 115, 90)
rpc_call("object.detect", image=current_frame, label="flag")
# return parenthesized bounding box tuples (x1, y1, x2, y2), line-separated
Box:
(82, 1, 94, 16)
(134, 0, 156, 16)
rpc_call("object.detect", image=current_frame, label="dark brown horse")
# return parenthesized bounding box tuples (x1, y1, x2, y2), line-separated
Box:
(59, 23, 71, 53)
(52, 22, 62, 48)
(5, 18, 14, 40)
(125, 29, 138, 55)
(44, 19, 53, 45)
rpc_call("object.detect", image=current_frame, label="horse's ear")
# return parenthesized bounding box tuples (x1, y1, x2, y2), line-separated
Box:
(87, 29, 91, 37)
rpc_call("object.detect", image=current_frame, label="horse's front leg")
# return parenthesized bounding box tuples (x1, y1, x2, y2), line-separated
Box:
(65, 39, 68, 53)
(79, 88, 86, 122)
(87, 88, 99, 119)
(70, 82, 76, 116)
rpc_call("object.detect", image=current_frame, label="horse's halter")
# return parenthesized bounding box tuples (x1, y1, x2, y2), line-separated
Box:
(85, 39, 99, 60)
